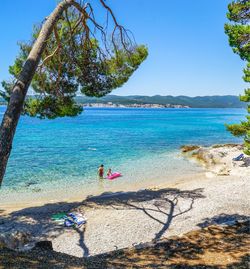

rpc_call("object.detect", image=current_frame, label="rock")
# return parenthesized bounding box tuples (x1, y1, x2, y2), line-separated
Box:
(217, 168, 230, 176)
(192, 149, 213, 165)
(0, 237, 7, 249)
(212, 143, 240, 149)
(32, 188, 41, 193)
(25, 181, 38, 187)
(0, 231, 31, 250)
(180, 145, 200, 153)
(192, 148, 224, 169)
(34, 241, 53, 250)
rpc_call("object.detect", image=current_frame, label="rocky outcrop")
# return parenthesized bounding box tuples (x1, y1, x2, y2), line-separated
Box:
(34, 241, 53, 251)
(181, 144, 248, 176)
(180, 145, 200, 153)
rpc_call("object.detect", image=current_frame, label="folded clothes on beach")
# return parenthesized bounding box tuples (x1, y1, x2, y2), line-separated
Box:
(51, 212, 87, 228)
(64, 218, 75, 227)
(68, 212, 87, 227)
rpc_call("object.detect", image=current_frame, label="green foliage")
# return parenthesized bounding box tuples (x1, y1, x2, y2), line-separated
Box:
(226, 121, 249, 136)
(224, 24, 250, 61)
(243, 63, 250, 82)
(79, 45, 148, 97)
(1, 8, 148, 119)
(24, 96, 83, 119)
(225, 0, 250, 155)
(227, 0, 250, 23)
(240, 89, 250, 102)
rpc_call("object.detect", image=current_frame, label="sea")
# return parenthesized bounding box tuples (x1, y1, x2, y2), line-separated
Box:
(0, 106, 246, 203)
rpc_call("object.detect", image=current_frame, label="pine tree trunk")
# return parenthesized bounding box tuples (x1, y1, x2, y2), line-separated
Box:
(0, 0, 74, 187)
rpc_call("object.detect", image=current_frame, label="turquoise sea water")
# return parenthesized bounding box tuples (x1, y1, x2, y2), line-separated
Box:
(0, 107, 246, 199)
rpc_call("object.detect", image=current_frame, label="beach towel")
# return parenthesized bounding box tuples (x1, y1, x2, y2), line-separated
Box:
(51, 212, 68, 225)
(233, 153, 244, 161)
(51, 212, 67, 221)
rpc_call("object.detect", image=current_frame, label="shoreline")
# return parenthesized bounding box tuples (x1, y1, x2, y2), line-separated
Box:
(1, 172, 248, 257)
(1, 143, 247, 213)
(0, 150, 204, 213)
(0, 104, 246, 108)
(0, 144, 249, 257)
(0, 170, 205, 214)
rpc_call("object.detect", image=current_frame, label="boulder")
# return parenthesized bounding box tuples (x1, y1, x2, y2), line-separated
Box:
(180, 145, 200, 153)
(0, 231, 31, 250)
(34, 240, 53, 250)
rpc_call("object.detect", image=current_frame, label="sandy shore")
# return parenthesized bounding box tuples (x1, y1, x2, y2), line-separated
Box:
(0, 144, 249, 257)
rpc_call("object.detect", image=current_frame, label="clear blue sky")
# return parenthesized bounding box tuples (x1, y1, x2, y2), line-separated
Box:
(0, 0, 247, 96)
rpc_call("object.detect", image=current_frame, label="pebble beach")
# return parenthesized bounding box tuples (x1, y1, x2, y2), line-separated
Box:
(1, 144, 249, 258)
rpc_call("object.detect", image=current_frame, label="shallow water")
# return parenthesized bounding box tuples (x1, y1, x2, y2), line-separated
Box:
(0, 107, 245, 201)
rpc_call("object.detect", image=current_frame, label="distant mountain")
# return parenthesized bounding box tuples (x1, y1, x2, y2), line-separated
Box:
(75, 95, 246, 108)
(0, 95, 246, 108)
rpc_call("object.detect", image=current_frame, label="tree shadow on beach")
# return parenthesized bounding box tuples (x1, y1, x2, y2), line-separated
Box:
(0, 187, 204, 257)
(87, 215, 249, 269)
(1, 217, 249, 269)
(82, 187, 205, 241)
(1, 198, 249, 268)
(77, 226, 89, 257)
(0, 199, 89, 257)
(0, 247, 89, 269)
(197, 213, 250, 228)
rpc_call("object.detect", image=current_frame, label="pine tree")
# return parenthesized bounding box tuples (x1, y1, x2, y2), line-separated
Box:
(225, 0, 250, 155)
(0, 0, 148, 186)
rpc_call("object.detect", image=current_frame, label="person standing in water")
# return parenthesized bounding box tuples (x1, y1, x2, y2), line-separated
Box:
(98, 164, 104, 179)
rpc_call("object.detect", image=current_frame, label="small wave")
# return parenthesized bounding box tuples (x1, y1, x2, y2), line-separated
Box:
(88, 148, 97, 151)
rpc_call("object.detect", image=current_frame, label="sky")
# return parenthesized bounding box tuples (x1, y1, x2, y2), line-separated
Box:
(0, 0, 247, 97)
